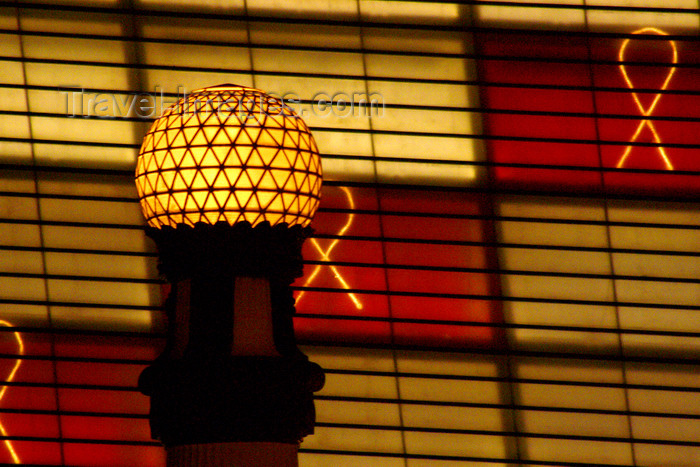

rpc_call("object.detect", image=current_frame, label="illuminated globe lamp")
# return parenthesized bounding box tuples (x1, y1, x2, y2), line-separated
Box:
(135, 84, 325, 466)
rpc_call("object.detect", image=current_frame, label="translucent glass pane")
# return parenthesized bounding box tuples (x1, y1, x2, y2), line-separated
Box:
(41, 225, 149, 253)
(587, 0, 699, 31)
(496, 197, 620, 351)
(607, 201, 700, 356)
(47, 278, 155, 309)
(518, 438, 632, 465)
(45, 251, 154, 280)
(51, 306, 158, 333)
(141, 16, 248, 43)
(37, 172, 139, 199)
(360, 0, 461, 26)
(316, 400, 400, 427)
(397, 352, 513, 457)
(300, 452, 403, 467)
(303, 426, 404, 454)
(250, 21, 361, 49)
(474, 0, 586, 30)
(38, 198, 142, 226)
(365, 24, 483, 185)
(19, 9, 124, 35)
(140, 41, 250, 74)
(22, 36, 128, 63)
(137, 0, 244, 11)
(248, 0, 357, 18)
(0, 11, 31, 162)
(512, 358, 633, 465)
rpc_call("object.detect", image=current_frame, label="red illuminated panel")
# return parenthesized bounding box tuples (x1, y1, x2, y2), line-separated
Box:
(53, 333, 162, 361)
(294, 186, 504, 349)
(0, 326, 162, 465)
(476, 30, 601, 189)
(63, 443, 163, 467)
(379, 189, 503, 348)
(0, 327, 62, 465)
(476, 29, 700, 194)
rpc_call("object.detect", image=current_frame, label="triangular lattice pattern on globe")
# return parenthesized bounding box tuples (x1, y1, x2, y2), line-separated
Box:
(135, 85, 322, 229)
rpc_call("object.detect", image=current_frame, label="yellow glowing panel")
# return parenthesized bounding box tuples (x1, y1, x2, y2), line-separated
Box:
(365, 39, 483, 185)
(48, 278, 155, 309)
(616, 28, 677, 170)
(135, 84, 323, 228)
(496, 197, 621, 351)
(20, 0, 120, 5)
(363, 27, 468, 55)
(41, 225, 148, 255)
(0, 113, 31, 161)
(253, 49, 364, 76)
(397, 355, 511, 454)
(305, 346, 399, 374)
(609, 201, 700, 350)
(140, 16, 249, 44)
(140, 71, 255, 99)
(249, 20, 361, 50)
(18, 8, 124, 36)
(0, 21, 31, 162)
(372, 133, 481, 185)
(51, 307, 157, 333)
(37, 173, 138, 200)
(247, 0, 357, 17)
(0, 31, 21, 58)
(140, 42, 251, 74)
(315, 400, 400, 428)
(0, 8, 19, 32)
(633, 442, 700, 467)
(474, 0, 586, 30)
(586, 0, 699, 31)
(38, 198, 143, 227)
(22, 36, 128, 63)
(301, 426, 403, 455)
(626, 364, 700, 467)
(45, 252, 154, 284)
(359, 0, 460, 25)
(514, 358, 631, 465)
(24, 62, 132, 90)
(137, 0, 245, 10)
(298, 453, 403, 467)
(476, 0, 699, 31)
(518, 438, 633, 465)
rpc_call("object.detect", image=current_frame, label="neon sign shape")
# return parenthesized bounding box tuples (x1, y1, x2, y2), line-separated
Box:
(616, 27, 677, 170)
(296, 186, 363, 310)
(0, 320, 23, 464)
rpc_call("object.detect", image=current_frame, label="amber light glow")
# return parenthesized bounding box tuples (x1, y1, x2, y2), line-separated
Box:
(135, 84, 323, 228)
(617, 27, 677, 170)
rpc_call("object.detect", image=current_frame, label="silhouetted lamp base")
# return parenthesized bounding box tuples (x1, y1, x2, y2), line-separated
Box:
(138, 222, 325, 465)
(167, 442, 299, 467)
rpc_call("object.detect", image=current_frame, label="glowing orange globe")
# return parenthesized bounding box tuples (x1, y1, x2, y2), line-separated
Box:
(135, 84, 322, 229)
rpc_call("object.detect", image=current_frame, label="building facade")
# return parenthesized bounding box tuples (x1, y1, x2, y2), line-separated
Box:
(0, 0, 698, 465)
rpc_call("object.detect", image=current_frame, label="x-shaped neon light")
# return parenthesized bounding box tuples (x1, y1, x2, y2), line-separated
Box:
(616, 27, 677, 170)
(297, 186, 363, 310)
(0, 320, 23, 464)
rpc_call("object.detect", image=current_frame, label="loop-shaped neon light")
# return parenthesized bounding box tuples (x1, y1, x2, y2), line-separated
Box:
(297, 187, 363, 310)
(0, 320, 23, 464)
(617, 27, 677, 170)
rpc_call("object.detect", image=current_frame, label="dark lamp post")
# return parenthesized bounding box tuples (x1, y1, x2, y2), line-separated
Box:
(135, 85, 325, 466)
